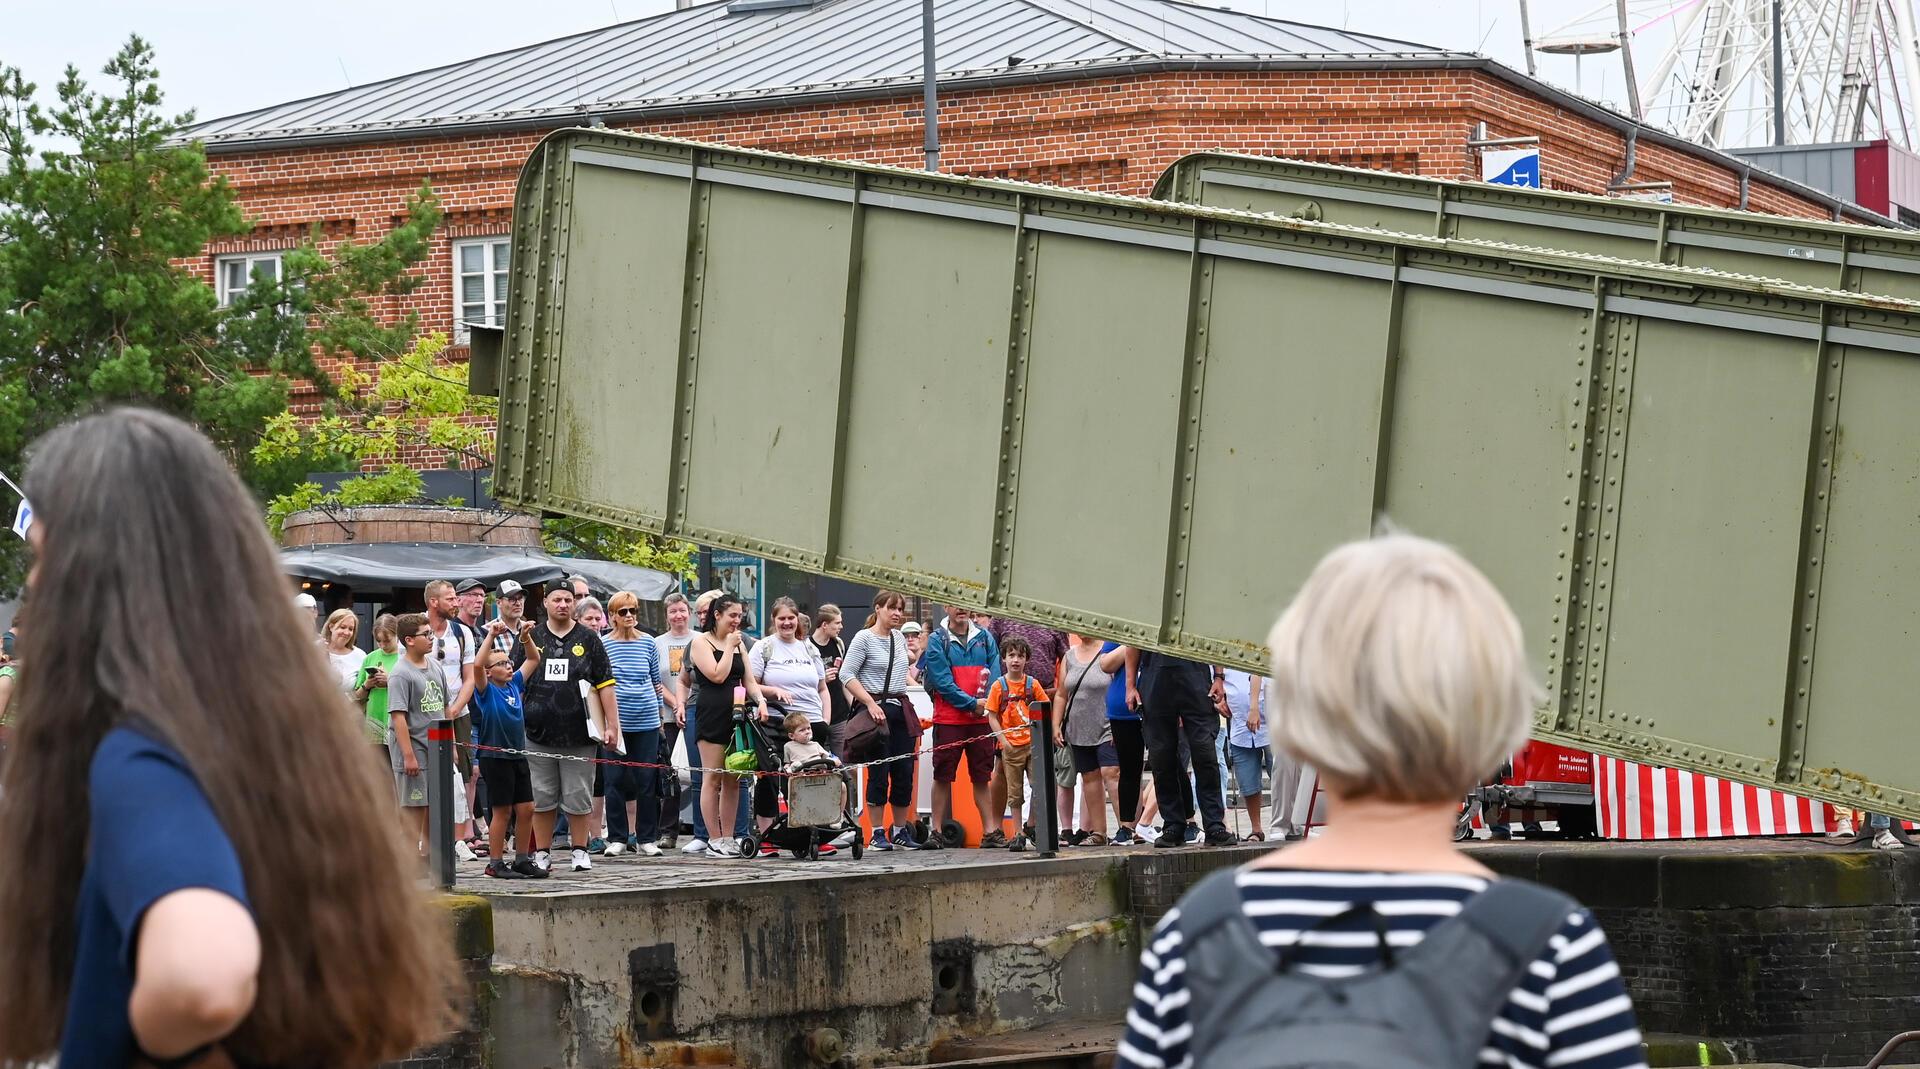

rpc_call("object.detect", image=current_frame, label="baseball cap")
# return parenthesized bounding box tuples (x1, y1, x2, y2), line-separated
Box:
(455, 578, 487, 595)
(293, 593, 317, 609)
(901, 621, 923, 634)
(497, 579, 525, 598)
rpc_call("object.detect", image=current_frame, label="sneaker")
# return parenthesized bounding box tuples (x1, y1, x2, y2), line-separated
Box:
(705, 838, 731, 859)
(1155, 830, 1185, 849)
(1875, 829, 1905, 851)
(758, 839, 781, 858)
(1008, 833, 1030, 853)
(719, 837, 744, 858)
(636, 841, 662, 857)
(1204, 828, 1237, 847)
(816, 843, 838, 857)
(532, 849, 552, 872)
(1183, 823, 1201, 844)
(831, 829, 857, 849)
(870, 828, 894, 852)
(657, 833, 679, 850)
(682, 838, 710, 855)
(1112, 826, 1136, 846)
(891, 826, 923, 850)
(511, 857, 549, 879)
(979, 829, 1010, 848)
(485, 859, 526, 880)
(1828, 815, 1858, 840)
(454, 839, 479, 863)
(587, 836, 608, 855)
(571, 848, 592, 872)
(604, 839, 627, 857)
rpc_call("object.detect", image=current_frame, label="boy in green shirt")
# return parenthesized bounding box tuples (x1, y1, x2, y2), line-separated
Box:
(355, 614, 401, 749)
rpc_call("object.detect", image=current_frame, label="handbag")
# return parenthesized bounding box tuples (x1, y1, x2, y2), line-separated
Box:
(837, 631, 898, 760)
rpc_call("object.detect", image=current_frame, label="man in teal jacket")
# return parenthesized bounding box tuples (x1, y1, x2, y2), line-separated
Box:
(921, 606, 1002, 848)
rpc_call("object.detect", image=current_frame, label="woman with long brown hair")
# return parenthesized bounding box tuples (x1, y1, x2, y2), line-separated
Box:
(0, 408, 455, 1068)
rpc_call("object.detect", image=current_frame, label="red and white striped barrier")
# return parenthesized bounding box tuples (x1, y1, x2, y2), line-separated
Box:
(1593, 755, 1841, 840)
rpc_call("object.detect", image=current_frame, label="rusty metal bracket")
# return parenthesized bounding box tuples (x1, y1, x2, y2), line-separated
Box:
(1866, 1030, 1920, 1069)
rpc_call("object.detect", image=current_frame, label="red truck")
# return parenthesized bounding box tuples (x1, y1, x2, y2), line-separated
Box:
(1456, 742, 1597, 840)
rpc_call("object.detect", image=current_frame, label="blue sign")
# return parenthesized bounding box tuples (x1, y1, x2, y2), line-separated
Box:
(1482, 148, 1542, 189)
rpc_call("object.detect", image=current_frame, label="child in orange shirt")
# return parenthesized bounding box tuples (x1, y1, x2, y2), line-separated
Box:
(984, 637, 1049, 852)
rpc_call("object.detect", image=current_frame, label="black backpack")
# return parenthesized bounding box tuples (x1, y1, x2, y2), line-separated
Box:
(1175, 869, 1576, 1068)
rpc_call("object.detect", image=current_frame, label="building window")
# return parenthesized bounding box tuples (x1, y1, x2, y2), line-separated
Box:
(453, 238, 510, 342)
(215, 253, 283, 307)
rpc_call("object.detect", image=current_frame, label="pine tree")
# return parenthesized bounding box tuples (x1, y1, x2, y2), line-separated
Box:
(0, 36, 440, 594)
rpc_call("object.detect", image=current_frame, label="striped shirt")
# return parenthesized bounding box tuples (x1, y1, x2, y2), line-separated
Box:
(604, 634, 668, 732)
(1120, 869, 1646, 1069)
(842, 628, 911, 696)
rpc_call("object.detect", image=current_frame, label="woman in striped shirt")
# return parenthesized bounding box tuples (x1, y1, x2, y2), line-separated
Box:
(839, 591, 919, 851)
(1120, 535, 1645, 1069)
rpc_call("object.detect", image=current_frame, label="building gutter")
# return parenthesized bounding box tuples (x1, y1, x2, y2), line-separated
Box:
(188, 53, 1897, 227)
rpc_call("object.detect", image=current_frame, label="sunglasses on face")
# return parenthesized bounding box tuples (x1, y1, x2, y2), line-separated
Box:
(614, 607, 638, 616)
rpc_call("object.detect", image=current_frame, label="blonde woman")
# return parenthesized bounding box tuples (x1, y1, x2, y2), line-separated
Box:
(1120, 535, 1645, 1069)
(323, 609, 364, 695)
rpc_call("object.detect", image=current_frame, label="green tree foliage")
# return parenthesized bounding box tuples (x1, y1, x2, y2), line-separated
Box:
(0, 36, 441, 593)
(253, 334, 697, 580)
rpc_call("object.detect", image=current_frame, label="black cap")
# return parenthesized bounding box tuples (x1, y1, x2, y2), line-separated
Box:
(455, 578, 487, 595)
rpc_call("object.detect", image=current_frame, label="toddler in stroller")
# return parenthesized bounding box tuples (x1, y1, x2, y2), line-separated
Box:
(754, 712, 864, 860)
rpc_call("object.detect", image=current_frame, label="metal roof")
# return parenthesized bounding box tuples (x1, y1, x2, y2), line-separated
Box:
(184, 0, 1462, 149)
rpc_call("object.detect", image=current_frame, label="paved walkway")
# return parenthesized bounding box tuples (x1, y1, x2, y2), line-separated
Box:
(454, 827, 1886, 897)
(454, 833, 1160, 896)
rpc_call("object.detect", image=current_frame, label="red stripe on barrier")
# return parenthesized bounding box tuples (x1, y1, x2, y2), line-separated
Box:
(428, 727, 453, 741)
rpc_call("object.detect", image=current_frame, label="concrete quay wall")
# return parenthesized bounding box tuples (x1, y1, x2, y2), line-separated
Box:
(426, 839, 1920, 1068)
(485, 856, 1137, 1069)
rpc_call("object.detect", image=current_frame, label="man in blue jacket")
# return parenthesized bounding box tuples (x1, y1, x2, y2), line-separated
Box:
(922, 605, 1002, 848)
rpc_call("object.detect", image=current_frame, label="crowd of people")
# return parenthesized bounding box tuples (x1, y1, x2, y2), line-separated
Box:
(306, 575, 1309, 876)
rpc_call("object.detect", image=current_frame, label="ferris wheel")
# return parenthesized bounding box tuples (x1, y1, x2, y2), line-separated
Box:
(1530, 0, 1920, 149)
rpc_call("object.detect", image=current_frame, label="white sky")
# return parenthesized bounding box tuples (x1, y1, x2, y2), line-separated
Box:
(1, 2, 1658, 129)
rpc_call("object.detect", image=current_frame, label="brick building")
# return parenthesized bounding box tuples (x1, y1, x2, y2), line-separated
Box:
(189, 0, 1890, 436)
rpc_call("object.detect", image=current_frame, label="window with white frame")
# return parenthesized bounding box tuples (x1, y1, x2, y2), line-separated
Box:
(214, 253, 284, 308)
(453, 237, 510, 342)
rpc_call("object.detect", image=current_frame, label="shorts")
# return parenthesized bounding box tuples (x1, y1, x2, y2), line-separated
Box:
(394, 769, 429, 809)
(932, 722, 997, 784)
(526, 745, 597, 815)
(480, 755, 534, 807)
(1229, 742, 1273, 798)
(1071, 741, 1118, 774)
(452, 713, 475, 767)
(388, 729, 429, 807)
(998, 739, 1033, 801)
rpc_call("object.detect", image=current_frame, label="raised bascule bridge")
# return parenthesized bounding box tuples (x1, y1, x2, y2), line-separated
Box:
(428, 131, 1920, 1069)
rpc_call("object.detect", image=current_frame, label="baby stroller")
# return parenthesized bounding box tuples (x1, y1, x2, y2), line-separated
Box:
(728, 703, 864, 861)
(763, 757, 864, 861)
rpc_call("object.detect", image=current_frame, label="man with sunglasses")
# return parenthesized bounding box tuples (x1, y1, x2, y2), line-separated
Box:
(424, 579, 480, 861)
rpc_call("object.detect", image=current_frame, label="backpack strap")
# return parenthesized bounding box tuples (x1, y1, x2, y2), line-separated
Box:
(1451, 878, 1579, 968)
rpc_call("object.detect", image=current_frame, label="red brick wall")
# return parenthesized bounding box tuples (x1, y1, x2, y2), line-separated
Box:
(203, 67, 1838, 463)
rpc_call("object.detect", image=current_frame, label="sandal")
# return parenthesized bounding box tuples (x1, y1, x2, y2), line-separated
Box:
(1081, 832, 1109, 846)
(1242, 832, 1267, 843)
